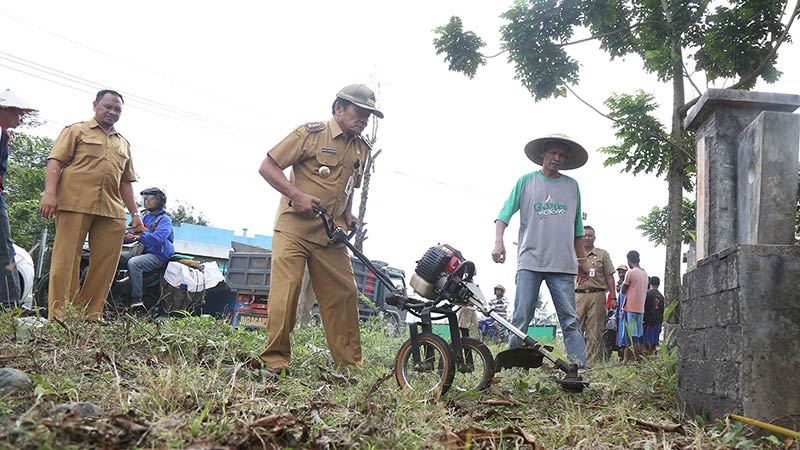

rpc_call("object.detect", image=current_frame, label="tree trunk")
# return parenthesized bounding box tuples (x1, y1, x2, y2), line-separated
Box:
(355, 149, 381, 252)
(665, 38, 686, 323)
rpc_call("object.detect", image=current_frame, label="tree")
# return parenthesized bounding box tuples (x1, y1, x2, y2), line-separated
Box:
(6, 131, 54, 251)
(433, 0, 798, 320)
(637, 197, 696, 246)
(355, 106, 382, 252)
(169, 201, 210, 226)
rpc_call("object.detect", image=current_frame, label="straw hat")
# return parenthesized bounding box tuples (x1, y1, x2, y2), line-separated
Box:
(524, 133, 588, 170)
(0, 89, 37, 113)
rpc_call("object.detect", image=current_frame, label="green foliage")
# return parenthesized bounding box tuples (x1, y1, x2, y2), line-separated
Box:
(433, 16, 487, 79)
(599, 91, 672, 176)
(499, 1, 581, 100)
(636, 197, 696, 246)
(169, 201, 210, 226)
(5, 131, 54, 251)
(694, 0, 787, 87)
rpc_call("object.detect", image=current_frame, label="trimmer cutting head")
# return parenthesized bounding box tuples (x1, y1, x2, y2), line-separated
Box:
(556, 374, 589, 393)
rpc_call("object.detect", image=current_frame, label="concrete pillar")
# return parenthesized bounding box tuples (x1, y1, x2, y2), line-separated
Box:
(737, 111, 800, 244)
(679, 89, 800, 422)
(684, 89, 800, 259)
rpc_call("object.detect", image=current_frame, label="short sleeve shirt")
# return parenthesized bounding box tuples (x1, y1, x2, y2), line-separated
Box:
(575, 246, 614, 290)
(269, 118, 369, 246)
(622, 266, 648, 313)
(497, 171, 584, 274)
(48, 118, 135, 219)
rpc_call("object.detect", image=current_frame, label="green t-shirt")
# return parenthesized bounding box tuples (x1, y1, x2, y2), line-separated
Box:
(497, 171, 584, 274)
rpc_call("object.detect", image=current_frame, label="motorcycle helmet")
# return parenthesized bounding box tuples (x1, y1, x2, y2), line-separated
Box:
(494, 284, 505, 295)
(141, 187, 167, 211)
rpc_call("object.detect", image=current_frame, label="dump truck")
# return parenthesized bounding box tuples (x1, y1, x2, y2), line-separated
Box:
(226, 248, 408, 332)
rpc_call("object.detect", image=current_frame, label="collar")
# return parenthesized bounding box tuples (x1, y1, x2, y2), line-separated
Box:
(328, 117, 361, 142)
(328, 118, 344, 139)
(585, 246, 598, 256)
(88, 117, 117, 134)
(536, 170, 563, 181)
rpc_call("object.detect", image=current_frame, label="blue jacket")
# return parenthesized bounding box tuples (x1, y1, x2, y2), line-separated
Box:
(135, 209, 175, 263)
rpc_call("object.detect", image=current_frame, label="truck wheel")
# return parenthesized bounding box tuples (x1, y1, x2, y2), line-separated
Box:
(382, 312, 401, 337)
(310, 306, 322, 328)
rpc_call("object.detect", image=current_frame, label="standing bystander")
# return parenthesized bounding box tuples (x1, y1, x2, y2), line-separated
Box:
(574, 226, 616, 365)
(492, 133, 590, 367)
(0, 90, 37, 309)
(619, 251, 648, 363)
(642, 276, 665, 355)
(39, 90, 142, 322)
(256, 84, 382, 373)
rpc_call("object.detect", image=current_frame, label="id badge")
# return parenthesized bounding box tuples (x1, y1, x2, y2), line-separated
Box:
(589, 268, 596, 277)
(345, 175, 354, 196)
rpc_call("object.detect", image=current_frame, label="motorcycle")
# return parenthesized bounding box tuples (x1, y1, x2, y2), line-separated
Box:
(33, 245, 164, 318)
(477, 316, 508, 344)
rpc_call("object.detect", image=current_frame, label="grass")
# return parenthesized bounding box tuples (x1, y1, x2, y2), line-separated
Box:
(0, 311, 794, 449)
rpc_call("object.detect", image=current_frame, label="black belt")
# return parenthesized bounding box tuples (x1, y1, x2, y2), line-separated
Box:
(575, 288, 605, 293)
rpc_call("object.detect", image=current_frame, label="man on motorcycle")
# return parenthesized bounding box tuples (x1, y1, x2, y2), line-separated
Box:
(124, 187, 174, 309)
(490, 284, 509, 319)
(478, 284, 510, 342)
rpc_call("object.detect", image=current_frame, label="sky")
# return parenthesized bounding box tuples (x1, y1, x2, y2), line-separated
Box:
(2, 1, 799, 315)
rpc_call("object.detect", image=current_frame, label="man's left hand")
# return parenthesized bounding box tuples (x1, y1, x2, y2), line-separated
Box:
(343, 211, 360, 230)
(577, 260, 590, 285)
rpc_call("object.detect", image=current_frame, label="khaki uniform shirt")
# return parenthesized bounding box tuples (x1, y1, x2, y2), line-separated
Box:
(575, 246, 614, 291)
(48, 118, 135, 219)
(269, 118, 369, 246)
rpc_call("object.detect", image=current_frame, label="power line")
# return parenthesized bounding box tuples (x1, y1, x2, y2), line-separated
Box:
(0, 51, 268, 143)
(0, 9, 212, 98)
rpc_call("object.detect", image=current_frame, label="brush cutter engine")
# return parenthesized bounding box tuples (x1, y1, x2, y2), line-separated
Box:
(409, 244, 468, 301)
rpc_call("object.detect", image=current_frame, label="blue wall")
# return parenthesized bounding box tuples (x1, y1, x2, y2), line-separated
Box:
(173, 223, 272, 250)
(126, 214, 272, 250)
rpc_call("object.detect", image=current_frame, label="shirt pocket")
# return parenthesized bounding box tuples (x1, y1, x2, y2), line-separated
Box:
(315, 148, 340, 167)
(78, 135, 105, 159)
(108, 138, 129, 171)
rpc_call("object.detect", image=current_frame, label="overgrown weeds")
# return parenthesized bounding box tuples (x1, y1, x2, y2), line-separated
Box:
(0, 311, 792, 449)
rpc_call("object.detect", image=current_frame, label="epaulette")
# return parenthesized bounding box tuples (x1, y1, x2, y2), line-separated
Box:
(305, 121, 326, 133)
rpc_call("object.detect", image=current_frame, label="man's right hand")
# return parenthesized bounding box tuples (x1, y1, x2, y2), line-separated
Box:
(492, 242, 506, 264)
(40, 193, 57, 219)
(290, 192, 321, 215)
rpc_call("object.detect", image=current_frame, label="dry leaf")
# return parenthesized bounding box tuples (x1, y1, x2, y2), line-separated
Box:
(479, 398, 520, 407)
(442, 425, 545, 449)
(595, 413, 619, 427)
(111, 414, 149, 433)
(634, 419, 685, 434)
(249, 412, 299, 431)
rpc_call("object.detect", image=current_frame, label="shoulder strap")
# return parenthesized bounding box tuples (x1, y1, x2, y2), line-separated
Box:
(148, 212, 166, 233)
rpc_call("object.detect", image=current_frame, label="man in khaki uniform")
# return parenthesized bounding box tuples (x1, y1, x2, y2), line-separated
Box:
(40, 90, 142, 322)
(574, 225, 616, 365)
(257, 84, 382, 371)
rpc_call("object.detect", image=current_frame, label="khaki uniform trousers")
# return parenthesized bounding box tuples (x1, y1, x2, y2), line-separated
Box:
(48, 211, 125, 321)
(456, 307, 479, 337)
(576, 291, 607, 365)
(261, 231, 362, 370)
